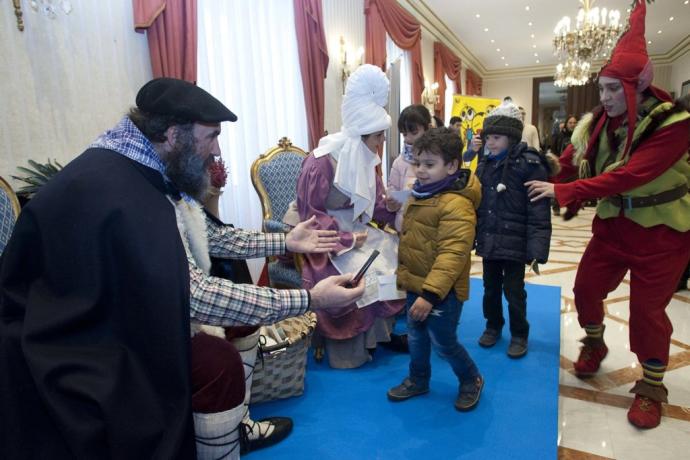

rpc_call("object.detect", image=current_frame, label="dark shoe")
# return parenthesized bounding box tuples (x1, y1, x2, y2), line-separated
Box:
(239, 417, 293, 455)
(380, 333, 409, 353)
(573, 338, 608, 377)
(387, 377, 429, 402)
(627, 394, 662, 429)
(507, 337, 528, 359)
(478, 328, 500, 348)
(455, 375, 484, 411)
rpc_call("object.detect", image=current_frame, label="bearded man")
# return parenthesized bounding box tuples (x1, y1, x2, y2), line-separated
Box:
(0, 78, 364, 459)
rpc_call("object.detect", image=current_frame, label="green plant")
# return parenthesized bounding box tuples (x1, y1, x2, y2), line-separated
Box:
(12, 159, 63, 198)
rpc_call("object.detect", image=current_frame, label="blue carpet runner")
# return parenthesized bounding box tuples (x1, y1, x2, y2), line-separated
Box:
(251, 278, 560, 459)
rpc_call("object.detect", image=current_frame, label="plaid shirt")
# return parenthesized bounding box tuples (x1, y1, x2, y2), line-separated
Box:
(189, 215, 309, 326)
(92, 116, 310, 325)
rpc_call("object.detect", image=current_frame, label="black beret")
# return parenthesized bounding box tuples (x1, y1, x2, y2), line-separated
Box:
(136, 78, 237, 123)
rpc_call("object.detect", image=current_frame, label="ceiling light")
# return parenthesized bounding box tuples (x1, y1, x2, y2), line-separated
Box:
(648, 40, 652, 44)
(525, 6, 530, 11)
(669, 16, 674, 21)
(484, 27, 489, 32)
(528, 22, 533, 26)
(505, 63, 509, 67)
(685, 1, 689, 5)
(536, 60, 540, 63)
(553, 3, 622, 87)
(530, 33, 535, 38)
(490, 39, 495, 43)
(475, 13, 480, 18)
(657, 30, 662, 34)
(532, 44, 537, 48)
(501, 56, 505, 60)
(626, 8, 631, 13)
(496, 48, 501, 52)
(534, 52, 538, 57)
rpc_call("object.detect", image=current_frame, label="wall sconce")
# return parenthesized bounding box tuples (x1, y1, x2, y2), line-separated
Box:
(340, 36, 364, 94)
(422, 81, 440, 108)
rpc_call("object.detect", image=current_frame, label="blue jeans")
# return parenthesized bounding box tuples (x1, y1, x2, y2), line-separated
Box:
(407, 291, 479, 387)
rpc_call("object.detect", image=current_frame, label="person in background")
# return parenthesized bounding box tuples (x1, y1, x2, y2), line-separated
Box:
(519, 106, 541, 150)
(526, 1, 690, 429)
(431, 115, 445, 129)
(449, 116, 462, 134)
(387, 104, 432, 232)
(388, 127, 484, 412)
(295, 64, 404, 369)
(0, 78, 364, 460)
(475, 100, 552, 359)
(551, 115, 578, 215)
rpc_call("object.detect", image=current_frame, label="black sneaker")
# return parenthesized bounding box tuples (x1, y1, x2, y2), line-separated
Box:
(507, 337, 528, 359)
(478, 328, 500, 348)
(387, 377, 429, 402)
(455, 375, 484, 411)
(239, 417, 293, 455)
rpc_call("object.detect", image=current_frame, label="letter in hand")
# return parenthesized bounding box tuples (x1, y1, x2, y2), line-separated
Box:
(385, 195, 402, 212)
(285, 215, 339, 254)
(353, 230, 368, 249)
(309, 273, 365, 309)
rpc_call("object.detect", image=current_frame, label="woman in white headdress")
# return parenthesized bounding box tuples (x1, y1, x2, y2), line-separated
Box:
(295, 64, 404, 368)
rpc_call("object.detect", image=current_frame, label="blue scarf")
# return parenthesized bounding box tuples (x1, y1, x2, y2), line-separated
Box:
(89, 116, 194, 202)
(411, 170, 463, 199)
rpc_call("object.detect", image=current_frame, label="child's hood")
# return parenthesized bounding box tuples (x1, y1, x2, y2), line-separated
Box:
(448, 169, 482, 210)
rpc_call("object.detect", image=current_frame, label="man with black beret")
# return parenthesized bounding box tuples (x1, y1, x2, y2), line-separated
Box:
(0, 78, 364, 459)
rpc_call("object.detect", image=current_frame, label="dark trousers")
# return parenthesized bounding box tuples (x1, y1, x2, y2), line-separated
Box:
(482, 259, 529, 338)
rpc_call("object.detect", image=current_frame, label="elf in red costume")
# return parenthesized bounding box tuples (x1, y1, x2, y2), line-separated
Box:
(526, 0, 690, 429)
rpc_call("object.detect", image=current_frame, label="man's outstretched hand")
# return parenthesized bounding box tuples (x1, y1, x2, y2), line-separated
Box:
(309, 273, 365, 308)
(285, 215, 339, 253)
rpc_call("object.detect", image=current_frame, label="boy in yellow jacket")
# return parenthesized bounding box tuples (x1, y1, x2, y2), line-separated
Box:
(387, 128, 484, 411)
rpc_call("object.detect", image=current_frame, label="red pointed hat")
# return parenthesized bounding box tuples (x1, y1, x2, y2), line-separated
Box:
(598, 0, 671, 156)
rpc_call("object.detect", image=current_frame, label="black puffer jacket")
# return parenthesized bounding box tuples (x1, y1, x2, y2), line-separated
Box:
(475, 142, 552, 264)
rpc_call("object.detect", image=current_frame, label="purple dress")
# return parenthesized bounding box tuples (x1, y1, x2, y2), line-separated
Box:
(296, 153, 404, 341)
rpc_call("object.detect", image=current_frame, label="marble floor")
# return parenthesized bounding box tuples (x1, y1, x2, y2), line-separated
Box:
(469, 208, 690, 460)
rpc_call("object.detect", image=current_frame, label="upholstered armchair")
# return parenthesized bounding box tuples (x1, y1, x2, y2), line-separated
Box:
(250, 137, 307, 288)
(0, 177, 21, 256)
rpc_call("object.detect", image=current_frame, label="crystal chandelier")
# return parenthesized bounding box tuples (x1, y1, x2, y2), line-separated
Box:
(553, 0, 622, 87)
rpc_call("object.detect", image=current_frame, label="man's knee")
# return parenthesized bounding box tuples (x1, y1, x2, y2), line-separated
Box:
(191, 333, 245, 413)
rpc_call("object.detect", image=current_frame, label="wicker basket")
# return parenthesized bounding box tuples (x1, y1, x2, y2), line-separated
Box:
(250, 311, 317, 404)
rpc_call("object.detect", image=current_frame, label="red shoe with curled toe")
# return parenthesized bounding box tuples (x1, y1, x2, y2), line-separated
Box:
(573, 339, 608, 378)
(627, 394, 662, 429)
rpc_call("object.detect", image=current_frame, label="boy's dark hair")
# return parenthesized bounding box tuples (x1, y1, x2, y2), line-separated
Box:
(449, 116, 462, 125)
(128, 107, 192, 143)
(398, 104, 431, 133)
(413, 127, 464, 164)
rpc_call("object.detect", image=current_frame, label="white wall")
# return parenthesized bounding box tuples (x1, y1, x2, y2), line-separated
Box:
(420, 29, 434, 94)
(322, 0, 366, 136)
(669, 51, 690, 97)
(483, 76, 534, 122)
(0, 0, 151, 188)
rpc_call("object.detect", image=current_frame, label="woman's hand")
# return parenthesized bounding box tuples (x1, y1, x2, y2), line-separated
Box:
(353, 230, 368, 249)
(525, 180, 555, 202)
(385, 195, 402, 212)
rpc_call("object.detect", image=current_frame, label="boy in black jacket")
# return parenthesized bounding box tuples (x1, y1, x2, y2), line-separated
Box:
(474, 101, 552, 358)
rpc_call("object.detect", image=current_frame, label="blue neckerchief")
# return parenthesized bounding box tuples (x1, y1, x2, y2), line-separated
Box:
(487, 149, 508, 162)
(89, 116, 193, 202)
(412, 170, 463, 199)
(402, 143, 414, 163)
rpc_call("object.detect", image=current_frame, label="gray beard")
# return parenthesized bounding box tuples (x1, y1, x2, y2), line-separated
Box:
(164, 129, 210, 201)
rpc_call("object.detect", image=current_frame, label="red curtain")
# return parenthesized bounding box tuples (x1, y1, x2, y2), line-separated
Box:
(133, 0, 197, 83)
(364, 0, 424, 104)
(293, 0, 329, 151)
(465, 68, 482, 97)
(433, 41, 461, 119)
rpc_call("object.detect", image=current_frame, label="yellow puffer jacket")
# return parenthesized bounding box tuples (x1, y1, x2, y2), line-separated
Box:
(397, 170, 482, 302)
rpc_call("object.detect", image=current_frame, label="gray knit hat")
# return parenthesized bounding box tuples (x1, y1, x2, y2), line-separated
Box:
(482, 101, 523, 142)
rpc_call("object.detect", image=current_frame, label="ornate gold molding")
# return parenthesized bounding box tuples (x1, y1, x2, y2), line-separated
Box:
(13, 0, 24, 31)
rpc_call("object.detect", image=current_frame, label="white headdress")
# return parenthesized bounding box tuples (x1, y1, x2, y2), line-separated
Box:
(313, 64, 391, 222)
